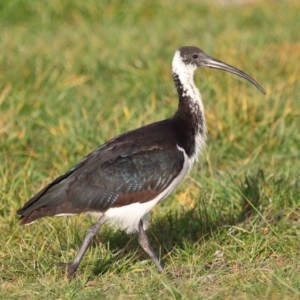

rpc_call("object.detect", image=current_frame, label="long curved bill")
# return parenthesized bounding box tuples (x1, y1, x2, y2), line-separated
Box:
(203, 56, 266, 94)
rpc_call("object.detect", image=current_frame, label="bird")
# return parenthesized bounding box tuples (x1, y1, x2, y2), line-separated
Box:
(17, 46, 265, 280)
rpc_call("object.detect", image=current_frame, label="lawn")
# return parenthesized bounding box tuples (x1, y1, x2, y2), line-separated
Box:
(0, 0, 300, 299)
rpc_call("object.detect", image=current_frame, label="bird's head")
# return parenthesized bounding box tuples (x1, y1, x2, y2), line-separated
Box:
(173, 46, 265, 94)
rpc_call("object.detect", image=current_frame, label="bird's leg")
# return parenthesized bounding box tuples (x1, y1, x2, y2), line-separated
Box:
(58, 215, 107, 280)
(137, 219, 164, 272)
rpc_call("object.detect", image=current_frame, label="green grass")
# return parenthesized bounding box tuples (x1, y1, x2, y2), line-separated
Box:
(1, 0, 300, 299)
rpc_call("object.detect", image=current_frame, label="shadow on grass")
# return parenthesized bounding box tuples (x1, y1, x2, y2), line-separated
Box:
(91, 170, 265, 276)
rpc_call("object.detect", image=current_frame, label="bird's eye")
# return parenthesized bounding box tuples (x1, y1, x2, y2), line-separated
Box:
(192, 54, 198, 59)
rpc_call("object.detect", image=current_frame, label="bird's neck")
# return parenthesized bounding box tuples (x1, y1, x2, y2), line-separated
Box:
(172, 71, 205, 128)
(171, 54, 207, 160)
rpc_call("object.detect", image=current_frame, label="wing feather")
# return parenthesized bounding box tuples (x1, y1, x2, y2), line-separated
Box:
(17, 119, 185, 224)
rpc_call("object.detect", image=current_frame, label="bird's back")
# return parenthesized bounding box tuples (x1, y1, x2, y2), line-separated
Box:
(17, 118, 187, 230)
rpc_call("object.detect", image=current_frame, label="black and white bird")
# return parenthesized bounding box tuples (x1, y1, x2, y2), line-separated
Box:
(17, 46, 265, 279)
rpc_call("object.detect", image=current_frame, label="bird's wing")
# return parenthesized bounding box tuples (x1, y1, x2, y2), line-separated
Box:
(17, 120, 185, 224)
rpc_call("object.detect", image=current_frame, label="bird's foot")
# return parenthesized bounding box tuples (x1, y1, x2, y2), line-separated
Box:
(56, 261, 79, 281)
(157, 261, 165, 273)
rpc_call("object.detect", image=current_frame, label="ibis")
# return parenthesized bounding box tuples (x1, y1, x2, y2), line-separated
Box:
(17, 46, 265, 279)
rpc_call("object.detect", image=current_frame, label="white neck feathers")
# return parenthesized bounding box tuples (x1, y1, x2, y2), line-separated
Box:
(172, 50, 204, 113)
(172, 50, 207, 162)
